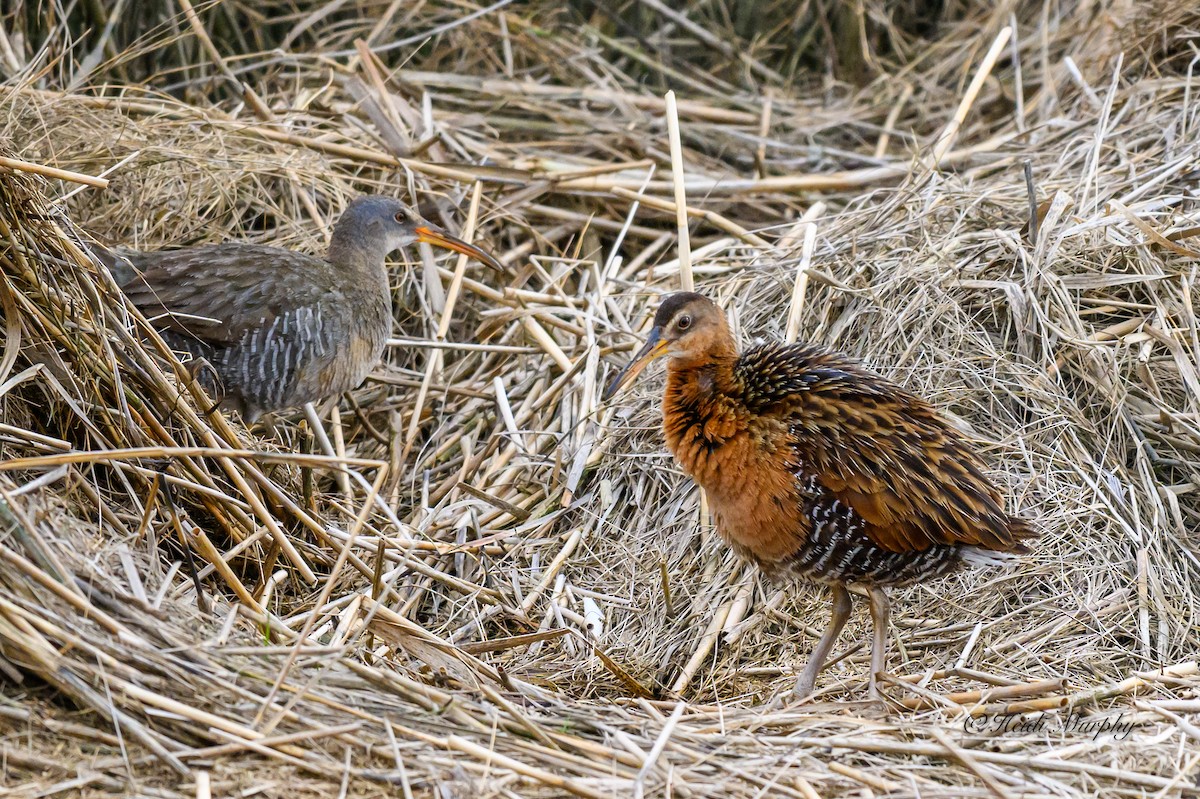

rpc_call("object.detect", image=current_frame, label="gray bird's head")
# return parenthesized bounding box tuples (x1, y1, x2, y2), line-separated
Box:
(329, 195, 502, 271)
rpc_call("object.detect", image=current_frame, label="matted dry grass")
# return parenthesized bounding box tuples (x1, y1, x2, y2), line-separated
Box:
(1, 0, 1199, 796)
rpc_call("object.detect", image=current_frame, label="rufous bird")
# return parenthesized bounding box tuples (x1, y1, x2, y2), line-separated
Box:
(604, 292, 1036, 699)
(99, 196, 501, 422)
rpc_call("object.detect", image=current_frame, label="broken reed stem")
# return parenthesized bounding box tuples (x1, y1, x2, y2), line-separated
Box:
(659, 560, 674, 618)
(827, 762, 900, 794)
(874, 82, 913, 158)
(669, 569, 750, 695)
(783, 222, 817, 344)
(930, 26, 1013, 164)
(899, 677, 1068, 711)
(0, 447, 385, 471)
(519, 529, 583, 615)
(766, 734, 1185, 792)
(973, 695, 1068, 715)
(176, 0, 273, 121)
(303, 402, 352, 501)
(255, 463, 389, 729)
(404, 180, 486, 457)
(0, 155, 109, 188)
(1063, 661, 1197, 710)
(928, 728, 1016, 799)
(437, 182, 486, 339)
(522, 315, 573, 371)
(664, 90, 693, 291)
(611, 187, 771, 249)
(444, 735, 613, 799)
(635, 700, 686, 788)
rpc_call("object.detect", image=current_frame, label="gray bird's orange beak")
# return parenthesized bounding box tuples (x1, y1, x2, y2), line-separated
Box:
(603, 326, 668, 401)
(415, 225, 504, 271)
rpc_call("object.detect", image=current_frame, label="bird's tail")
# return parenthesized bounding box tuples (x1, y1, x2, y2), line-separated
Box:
(964, 513, 1039, 566)
(88, 243, 138, 287)
(961, 546, 1022, 568)
(1004, 514, 1040, 555)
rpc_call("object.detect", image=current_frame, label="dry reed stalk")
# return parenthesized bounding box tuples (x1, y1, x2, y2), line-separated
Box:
(827, 761, 901, 793)
(0, 447, 386, 471)
(445, 734, 618, 799)
(929, 27, 1014, 165)
(664, 91, 694, 292)
(1134, 700, 1200, 743)
(257, 465, 389, 729)
(1063, 661, 1198, 710)
(972, 695, 1070, 715)
(929, 727, 1018, 799)
(403, 180, 486, 459)
(611, 188, 772, 249)
(783, 209, 821, 344)
(669, 566, 746, 694)
(898, 676, 1068, 711)
(0, 154, 109, 187)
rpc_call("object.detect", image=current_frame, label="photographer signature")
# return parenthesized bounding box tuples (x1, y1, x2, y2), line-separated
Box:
(963, 710, 1135, 741)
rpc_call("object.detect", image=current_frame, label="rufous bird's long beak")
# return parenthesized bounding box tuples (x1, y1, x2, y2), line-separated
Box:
(415, 225, 504, 272)
(603, 326, 669, 401)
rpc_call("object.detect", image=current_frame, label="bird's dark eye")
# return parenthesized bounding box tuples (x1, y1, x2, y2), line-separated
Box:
(677, 315, 692, 330)
(394, 212, 405, 223)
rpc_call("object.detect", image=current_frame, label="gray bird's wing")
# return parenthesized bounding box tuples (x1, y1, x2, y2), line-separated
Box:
(110, 244, 339, 346)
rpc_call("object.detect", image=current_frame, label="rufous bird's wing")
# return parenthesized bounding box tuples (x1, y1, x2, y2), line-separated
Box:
(737, 343, 1031, 554)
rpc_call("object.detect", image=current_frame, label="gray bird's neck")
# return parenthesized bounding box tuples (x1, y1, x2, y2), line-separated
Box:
(326, 233, 393, 286)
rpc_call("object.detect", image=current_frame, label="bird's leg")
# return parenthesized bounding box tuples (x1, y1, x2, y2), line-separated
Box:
(183, 355, 217, 388)
(793, 583, 853, 698)
(867, 586, 891, 699)
(180, 356, 224, 416)
(164, 355, 222, 418)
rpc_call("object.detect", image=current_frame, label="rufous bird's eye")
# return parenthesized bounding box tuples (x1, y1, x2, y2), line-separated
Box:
(677, 315, 692, 330)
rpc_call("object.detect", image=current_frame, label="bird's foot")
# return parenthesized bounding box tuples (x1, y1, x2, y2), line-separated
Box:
(861, 672, 895, 714)
(761, 676, 818, 710)
(791, 680, 817, 703)
(764, 689, 809, 711)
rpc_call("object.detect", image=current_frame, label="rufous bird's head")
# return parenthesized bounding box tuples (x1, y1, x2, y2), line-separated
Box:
(603, 292, 731, 400)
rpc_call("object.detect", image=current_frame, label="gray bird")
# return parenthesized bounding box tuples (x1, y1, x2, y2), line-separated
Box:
(100, 195, 501, 422)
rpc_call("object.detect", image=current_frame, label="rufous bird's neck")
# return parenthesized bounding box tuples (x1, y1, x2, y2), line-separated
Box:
(664, 325, 740, 400)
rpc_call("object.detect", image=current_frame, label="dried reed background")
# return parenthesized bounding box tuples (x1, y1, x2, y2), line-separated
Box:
(1, 0, 1199, 796)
